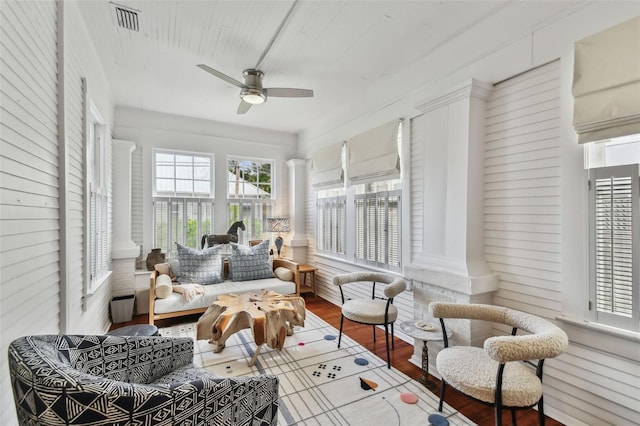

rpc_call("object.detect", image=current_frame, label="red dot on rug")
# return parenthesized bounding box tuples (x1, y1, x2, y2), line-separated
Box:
(400, 392, 418, 404)
(298, 342, 305, 346)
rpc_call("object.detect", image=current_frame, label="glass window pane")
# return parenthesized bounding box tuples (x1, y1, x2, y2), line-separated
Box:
(176, 180, 192, 193)
(156, 179, 174, 193)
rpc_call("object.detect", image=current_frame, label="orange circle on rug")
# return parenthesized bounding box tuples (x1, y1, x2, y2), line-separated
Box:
(399, 392, 418, 404)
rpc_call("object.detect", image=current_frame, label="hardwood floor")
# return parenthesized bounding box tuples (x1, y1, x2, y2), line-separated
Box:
(113, 294, 564, 426)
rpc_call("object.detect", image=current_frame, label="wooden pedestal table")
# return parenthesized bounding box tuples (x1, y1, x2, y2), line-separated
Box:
(196, 290, 306, 366)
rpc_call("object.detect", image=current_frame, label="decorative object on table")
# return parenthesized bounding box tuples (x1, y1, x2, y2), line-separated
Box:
(201, 220, 246, 247)
(145, 248, 165, 271)
(429, 302, 569, 426)
(266, 217, 290, 257)
(399, 319, 451, 391)
(333, 271, 407, 368)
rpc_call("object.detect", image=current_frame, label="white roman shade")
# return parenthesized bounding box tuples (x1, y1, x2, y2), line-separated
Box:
(572, 17, 640, 144)
(348, 119, 400, 184)
(311, 142, 344, 188)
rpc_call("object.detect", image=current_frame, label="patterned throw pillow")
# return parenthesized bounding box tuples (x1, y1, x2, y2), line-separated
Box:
(176, 243, 223, 285)
(229, 240, 273, 281)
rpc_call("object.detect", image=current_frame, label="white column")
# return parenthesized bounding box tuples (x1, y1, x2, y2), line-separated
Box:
(287, 159, 308, 262)
(111, 139, 139, 258)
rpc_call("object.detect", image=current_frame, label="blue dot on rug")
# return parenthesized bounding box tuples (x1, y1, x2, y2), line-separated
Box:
(428, 413, 449, 426)
(324, 335, 336, 340)
(354, 358, 369, 366)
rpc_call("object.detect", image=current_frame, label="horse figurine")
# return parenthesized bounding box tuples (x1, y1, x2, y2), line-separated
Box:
(201, 220, 246, 248)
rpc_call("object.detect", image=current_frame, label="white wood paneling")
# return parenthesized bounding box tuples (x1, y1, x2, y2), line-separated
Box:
(483, 61, 563, 316)
(131, 146, 143, 249)
(0, 1, 60, 424)
(63, 1, 113, 334)
(410, 115, 424, 262)
(484, 60, 640, 425)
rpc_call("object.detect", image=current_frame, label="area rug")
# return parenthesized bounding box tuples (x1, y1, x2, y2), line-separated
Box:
(159, 311, 473, 426)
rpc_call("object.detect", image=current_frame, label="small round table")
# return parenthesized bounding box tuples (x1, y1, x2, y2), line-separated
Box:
(399, 319, 450, 391)
(107, 324, 159, 337)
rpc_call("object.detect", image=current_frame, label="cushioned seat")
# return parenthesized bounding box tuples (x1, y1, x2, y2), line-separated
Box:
(333, 272, 406, 369)
(429, 302, 568, 426)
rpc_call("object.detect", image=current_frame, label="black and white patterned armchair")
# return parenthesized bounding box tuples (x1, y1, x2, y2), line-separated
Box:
(9, 335, 279, 425)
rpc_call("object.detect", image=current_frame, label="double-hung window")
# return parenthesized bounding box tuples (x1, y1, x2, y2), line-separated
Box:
(316, 188, 346, 257)
(586, 136, 640, 332)
(227, 158, 274, 239)
(354, 180, 401, 272)
(86, 98, 110, 293)
(153, 150, 214, 256)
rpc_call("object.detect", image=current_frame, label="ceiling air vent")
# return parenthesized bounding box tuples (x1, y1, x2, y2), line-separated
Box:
(112, 3, 140, 32)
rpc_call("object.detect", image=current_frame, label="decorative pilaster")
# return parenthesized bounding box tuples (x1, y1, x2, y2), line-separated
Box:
(405, 79, 498, 371)
(111, 139, 138, 297)
(286, 159, 308, 262)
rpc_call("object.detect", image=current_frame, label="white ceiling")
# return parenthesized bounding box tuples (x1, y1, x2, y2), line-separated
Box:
(78, 0, 585, 134)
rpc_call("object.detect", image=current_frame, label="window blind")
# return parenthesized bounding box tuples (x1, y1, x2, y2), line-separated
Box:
(572, 17, 640, 144)
(311, 142, 344, 188)
(348, 119, 400, 184)
(590, 164, 639, 330)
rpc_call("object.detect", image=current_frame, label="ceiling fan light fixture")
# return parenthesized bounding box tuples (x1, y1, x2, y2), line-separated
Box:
(241, 88, 267, 104)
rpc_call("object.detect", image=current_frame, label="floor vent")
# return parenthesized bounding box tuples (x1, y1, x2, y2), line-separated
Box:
(112, 3, 140, 32)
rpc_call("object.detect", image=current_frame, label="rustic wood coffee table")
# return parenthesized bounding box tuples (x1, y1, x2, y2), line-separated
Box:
(196, 290, 306, 366)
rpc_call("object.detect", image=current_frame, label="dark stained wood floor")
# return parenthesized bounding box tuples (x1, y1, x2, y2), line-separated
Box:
(113, 294, 564, 426)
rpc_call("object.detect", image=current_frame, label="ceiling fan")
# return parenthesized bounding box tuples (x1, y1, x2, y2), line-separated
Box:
(197, 64, 314, 114)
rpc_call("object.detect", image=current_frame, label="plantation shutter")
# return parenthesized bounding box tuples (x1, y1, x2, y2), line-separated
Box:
(336, 197, 346, 255)
(589, 164, 639, 330)
(355, 198, 365, 260)
(572, 17, 640, 144)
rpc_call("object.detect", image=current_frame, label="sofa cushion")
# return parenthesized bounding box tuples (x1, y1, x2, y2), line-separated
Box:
(229, 240, 273, 281)
(156, 274, 173, 298)
(176, 243, 223, 285)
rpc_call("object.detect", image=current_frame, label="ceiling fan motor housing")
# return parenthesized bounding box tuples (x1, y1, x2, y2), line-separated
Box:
(241, 69, 266, 103)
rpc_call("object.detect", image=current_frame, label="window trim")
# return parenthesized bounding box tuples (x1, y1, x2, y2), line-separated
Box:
(84, 95, 110, 296)
(227, 156, 275, 200)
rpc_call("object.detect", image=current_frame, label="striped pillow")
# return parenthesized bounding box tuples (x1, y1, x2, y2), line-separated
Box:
(176, 243, 223, 285)
(229, 240, 273, 281)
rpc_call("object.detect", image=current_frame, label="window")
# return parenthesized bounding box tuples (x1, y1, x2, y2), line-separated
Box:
(86, 97, 110, 294)
(587, 135, 640, 332)
(153, 150, 214, 255)
(316, 188, 346, 257)
(355, 180, 401, 272)
(227, 158, 274, 239)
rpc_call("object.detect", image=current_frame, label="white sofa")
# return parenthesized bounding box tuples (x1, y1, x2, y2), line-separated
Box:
(148, 258, 301, 325)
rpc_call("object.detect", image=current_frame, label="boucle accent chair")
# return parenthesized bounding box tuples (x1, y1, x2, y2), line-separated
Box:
(9, 335, 279, 425)
(333, 271, 407, 368)
(429, 302, 568, 426)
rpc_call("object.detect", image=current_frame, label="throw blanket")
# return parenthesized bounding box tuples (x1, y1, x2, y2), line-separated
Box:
(173, 284, 205, 302)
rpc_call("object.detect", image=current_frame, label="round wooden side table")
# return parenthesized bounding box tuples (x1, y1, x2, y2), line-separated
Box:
(399, 319, 450, 391)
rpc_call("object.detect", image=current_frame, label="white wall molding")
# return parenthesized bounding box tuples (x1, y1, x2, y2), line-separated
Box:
(111, 139, 139, 259)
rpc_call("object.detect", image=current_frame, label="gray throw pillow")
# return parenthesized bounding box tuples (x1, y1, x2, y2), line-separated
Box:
(229, 240, 273, 281)
(176, 243, 223, 285)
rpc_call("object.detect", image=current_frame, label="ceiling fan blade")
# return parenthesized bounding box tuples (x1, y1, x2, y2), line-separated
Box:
(197, 64, 245, 88)
(264, 88, 314, 98)
(237, 100, 252, 114)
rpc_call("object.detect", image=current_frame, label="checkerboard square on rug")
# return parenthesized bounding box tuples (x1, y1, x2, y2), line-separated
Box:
(159, 311, 473, 425)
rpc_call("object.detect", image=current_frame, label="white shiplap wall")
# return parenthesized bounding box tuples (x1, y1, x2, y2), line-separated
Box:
(63, 2, 113, 334)
(410, 115, 424, 263)
(0, 1, 60, 424)
(131, 146, 143, 249)
(483, 60, 640, 425)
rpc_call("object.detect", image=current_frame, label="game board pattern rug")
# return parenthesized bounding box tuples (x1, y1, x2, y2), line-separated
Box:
(159, 311, 473, 426)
